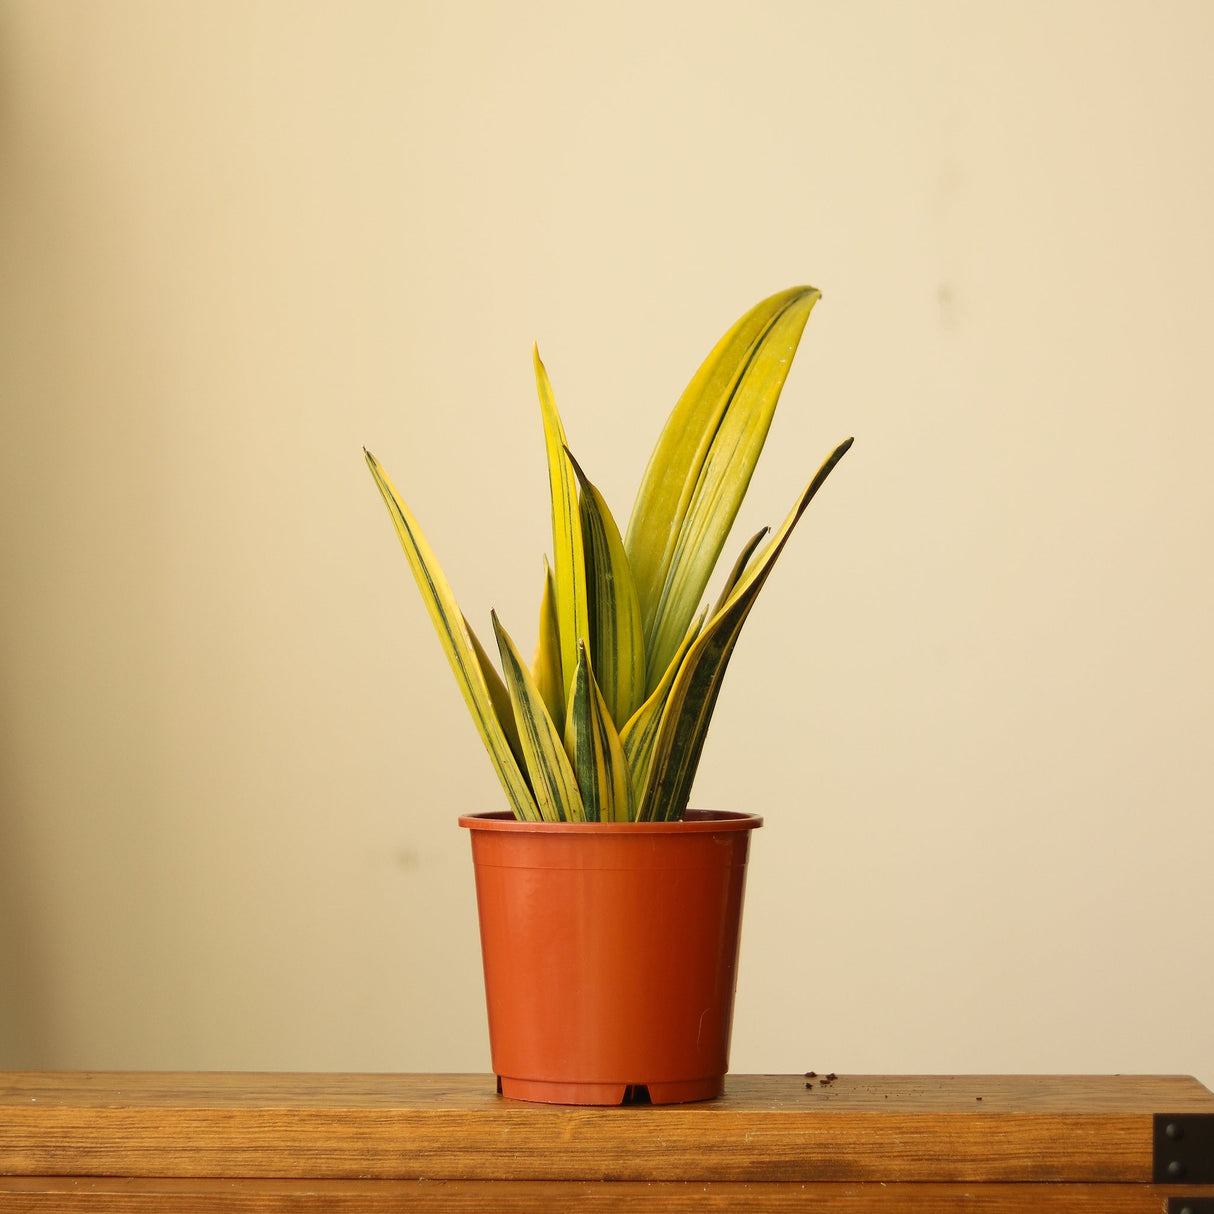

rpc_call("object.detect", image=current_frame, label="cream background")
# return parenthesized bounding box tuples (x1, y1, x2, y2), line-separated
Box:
(1, 2, 1211, 1082)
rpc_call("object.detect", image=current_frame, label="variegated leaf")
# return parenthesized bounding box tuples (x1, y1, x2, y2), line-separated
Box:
(465, 613, 529, 785)
(530, 557, 564, 728)
(493, 610, 586, 823)
(534, 347, 589, 701)
(563, 642, 635, 823)
(364, 449, 539, 821)
(640, 437, 853, 822)
(620, 611, 704, 819)
(625, 287, 821, 694)
(566, 448, 645, 728)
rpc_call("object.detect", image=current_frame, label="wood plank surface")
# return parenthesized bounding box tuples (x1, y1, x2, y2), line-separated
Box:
(3, 1073, 1212, 1185)
(0, 1178, 1209, 1213)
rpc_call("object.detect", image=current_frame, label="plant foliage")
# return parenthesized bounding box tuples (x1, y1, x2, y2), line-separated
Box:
(366, 287, 851, 822)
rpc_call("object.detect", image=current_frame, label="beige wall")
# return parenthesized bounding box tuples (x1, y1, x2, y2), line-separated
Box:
(1, 1, 1211, 1082)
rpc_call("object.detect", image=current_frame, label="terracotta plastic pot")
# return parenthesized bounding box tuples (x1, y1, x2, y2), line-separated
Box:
(459, 808, 762, 1106)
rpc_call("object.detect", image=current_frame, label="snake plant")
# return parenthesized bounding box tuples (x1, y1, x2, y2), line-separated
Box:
(366, 286, 852, 823)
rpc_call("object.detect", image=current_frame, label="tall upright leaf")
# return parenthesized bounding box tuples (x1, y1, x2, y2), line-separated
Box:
(364, 449, 539, 822)
(530, 557, 565, 729)
(563, 643, 635, 823)
(640, 437, 854, 822)
(534, 348, 589, 700)
(566, 449, 646, 728)
(493, 611, 586, 823)
(625, 287, 821, 693)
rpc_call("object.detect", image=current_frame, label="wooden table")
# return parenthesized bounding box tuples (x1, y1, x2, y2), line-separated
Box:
(3, 1072, 1213, 1210)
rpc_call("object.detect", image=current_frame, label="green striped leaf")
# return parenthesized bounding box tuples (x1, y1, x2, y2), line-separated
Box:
(640, 437, 854, 822)
(566, 449, 645, 728)
(530, 557, 565, 729)
(625, 287, 821, 695)
(534, 347, 590, 702)
(620, 610, 704, 819)
(563, 642, 635, 823)
(364, 449, 539, 822)
(492, 610, 586, 823)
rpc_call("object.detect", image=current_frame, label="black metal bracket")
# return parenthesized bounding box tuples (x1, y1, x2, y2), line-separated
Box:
(1156, 1114, 1214, 1183)
(1166, 1200, 1214, 1214)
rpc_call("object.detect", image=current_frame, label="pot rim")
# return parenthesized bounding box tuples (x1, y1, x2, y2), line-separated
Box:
(458, 808, 762, 833)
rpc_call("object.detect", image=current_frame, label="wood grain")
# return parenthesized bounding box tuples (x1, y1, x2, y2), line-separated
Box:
(2, 1073, 1212, 1185)
(0, 1178, 1206, 1212)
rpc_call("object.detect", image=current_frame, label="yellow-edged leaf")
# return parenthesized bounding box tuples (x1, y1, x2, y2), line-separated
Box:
(492, 610, 586, 823)
(640, 438, 853, 822)
(563, 642, 635, 822)
(530, 557, 564, 728)
(566, 448, 645, 728)
(364, 449, 539, 821)
(534, 347, 589, 700)
(625, 287, 821, 694)
(620, 610, 704, 819)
